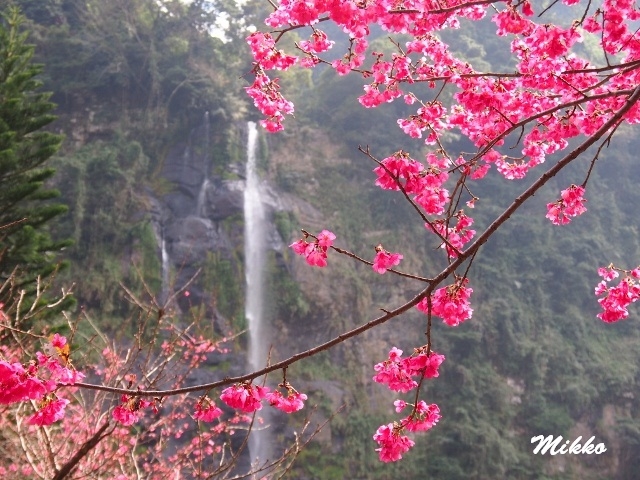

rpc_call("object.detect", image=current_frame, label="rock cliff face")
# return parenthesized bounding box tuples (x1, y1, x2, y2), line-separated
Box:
(152, 118, 327, 347)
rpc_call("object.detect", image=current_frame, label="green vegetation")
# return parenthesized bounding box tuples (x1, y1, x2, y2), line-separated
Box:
(0, 7, 71, 314)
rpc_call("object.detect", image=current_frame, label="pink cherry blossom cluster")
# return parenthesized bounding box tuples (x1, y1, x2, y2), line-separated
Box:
(266, 381, 308, 413)
(374, 151, 451, 215)
(246, 0, 640, 196)
(218, 380, 308, 414)
(595, 266, 640, 323)
(290, 229, 336, 267)
(247, 32, 297, 70)
(0, 334, 83, 426)
(113, 394, 156, 426)
(373, 347, 445, 392)
(417, 278, 474, 327)
(245, 71, 294, 133)
(373, 151, 425, 192)
(220, 382, 269, 413)
(372, 245, 403, 274)
(395, 399, 441, 432)
(373, 422, 415, 462)
(298, 29, 335, 55)
(426, 212, 476, 258)
(194, 396, 223, 422)
(1, 318, 280, 478)
(546, 184, 587, 225)
(372, 346, 443, 461)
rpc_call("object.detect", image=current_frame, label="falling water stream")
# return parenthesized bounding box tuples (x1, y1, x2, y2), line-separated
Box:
(196, 112, 211, 217)
(244, 121, 272, 465)
(160, 227, 170, 304)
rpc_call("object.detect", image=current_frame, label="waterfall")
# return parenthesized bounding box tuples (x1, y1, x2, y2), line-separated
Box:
(203, 111, 210, 171)
(196, 178, 210, 217)
(196, 112, 211, 216)
(244, 121, 272, 465)
(160, 226, 170, 304)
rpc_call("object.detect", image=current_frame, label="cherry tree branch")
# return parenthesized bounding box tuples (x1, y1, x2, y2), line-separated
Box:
(72, 84, 640, 399)
(463, 85, 640, 258)
(390, 0, 501, 15)
(51, 422, 113, 480)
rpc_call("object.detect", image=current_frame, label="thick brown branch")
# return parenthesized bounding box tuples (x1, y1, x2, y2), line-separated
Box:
(51, 422, 112, 480)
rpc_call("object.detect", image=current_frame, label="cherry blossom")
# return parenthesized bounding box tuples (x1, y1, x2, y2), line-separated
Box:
(112, 394, 153, 426)
(298, 30, 334, 54)
(595, 267, 640, 323)
(373, 347, 445, 392)
(546, 184, 587, 225)
(402, 401, 440, 432)
(290, 229, 336, 267)
(317, 229, 336, 248)
(418, 279, 474, 327)
(373, 423, 415, 463)
(29, 396, 69, 426)
(266, 382, 307, 413)
(373, 347, 418, 393)
(220, 383, 269, 413)
(0, 361, 51, 404)
(373, 151, 424, 192)
(193, 397, 223, 422)
(394, 399, 407, 412)
(246, 32, 297, 70)
(426, 212, 476, 258)
(372, 245, 403, 274)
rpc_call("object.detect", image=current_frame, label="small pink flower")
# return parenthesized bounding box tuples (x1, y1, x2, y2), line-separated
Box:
(112, 395, 151, 426)
(403, 350, 446, 378)
(266, 387, 307, 413)
(29, 397, 69, 426)
(403, 401, 440, 432)
(418, 279, 473, 326)
(394, 399, 407, 412)
(305, 244, 328, 267)
(331, 59, 351, 75)
(290, 230, 336, 268)
(316, 230, 336, 248)
(372, 246, 403, 274)
(50, 333, 67, 349)
(546, 185, 587, 225)
(290, 239, 310, 255)
(598, 267, 618, 281)
(220, 383, 269, 413)
(113, 405, 139, 426)
(194, 398, 223, 422)
(373, 423, 415, 462)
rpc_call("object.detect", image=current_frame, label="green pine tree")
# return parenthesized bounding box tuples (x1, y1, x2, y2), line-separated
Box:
(0, 7, 71, 312)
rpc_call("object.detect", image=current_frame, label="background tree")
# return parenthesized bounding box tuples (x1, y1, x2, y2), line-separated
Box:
(0, 7, 70, 312)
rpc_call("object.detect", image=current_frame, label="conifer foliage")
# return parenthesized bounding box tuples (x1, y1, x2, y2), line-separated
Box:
(0, 7, 69, 301)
